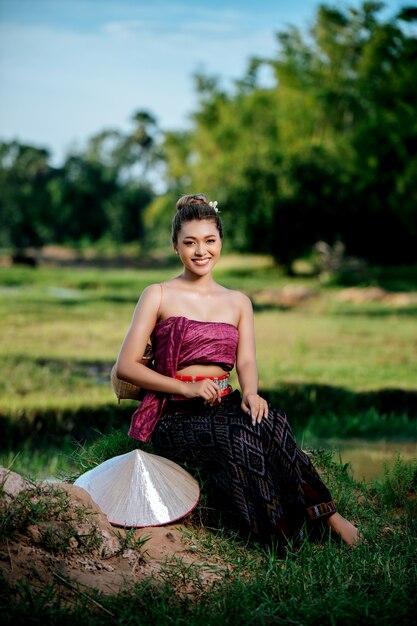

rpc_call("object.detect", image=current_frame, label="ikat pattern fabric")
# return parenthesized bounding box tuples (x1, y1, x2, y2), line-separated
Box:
(152, 390, 336, 549)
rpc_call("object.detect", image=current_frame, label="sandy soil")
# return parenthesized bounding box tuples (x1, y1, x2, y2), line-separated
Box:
(0, 468, 228, 600)
(253, 285, 417, 308)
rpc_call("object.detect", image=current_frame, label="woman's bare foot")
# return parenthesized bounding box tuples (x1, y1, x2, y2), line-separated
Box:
(326, 512, 362, 546)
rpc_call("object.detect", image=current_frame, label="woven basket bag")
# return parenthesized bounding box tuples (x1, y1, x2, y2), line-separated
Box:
(111, 343, 153, 402)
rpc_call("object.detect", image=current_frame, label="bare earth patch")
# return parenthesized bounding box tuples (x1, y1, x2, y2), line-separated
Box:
(337, 287, 417, 306)
(253, 285, 417, 308)
(253, 285, 319, 307)
(0, 468, 228, 601)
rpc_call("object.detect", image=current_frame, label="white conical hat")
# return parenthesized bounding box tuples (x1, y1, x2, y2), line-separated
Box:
(74, 449, 200, 527)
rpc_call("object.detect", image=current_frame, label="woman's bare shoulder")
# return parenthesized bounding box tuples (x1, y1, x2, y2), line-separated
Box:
(135, 283, 165, 316)
(219, 288, 253, 324)
(226, 288, 252, 308)
(139, 283, 163, 301)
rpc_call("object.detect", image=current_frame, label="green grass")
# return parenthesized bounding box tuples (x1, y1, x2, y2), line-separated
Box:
(0, 256, 416, 626)
(1, 258, 417, 477)
(0, 480, 103, 555)
(254, 306, 417, 391)
(1, 438, 416, 625)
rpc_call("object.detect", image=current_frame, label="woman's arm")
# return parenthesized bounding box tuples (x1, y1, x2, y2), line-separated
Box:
(116, 284, 222, 402)
(235, 293, 269, 424)
(116, 284, 181, 394)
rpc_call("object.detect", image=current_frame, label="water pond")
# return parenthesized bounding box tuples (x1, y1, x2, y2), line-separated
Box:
(312, 438, 417, 482)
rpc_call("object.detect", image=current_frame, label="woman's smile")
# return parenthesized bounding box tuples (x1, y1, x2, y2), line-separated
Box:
(175, 219, 222, 276)
(192, 257, 211, 266)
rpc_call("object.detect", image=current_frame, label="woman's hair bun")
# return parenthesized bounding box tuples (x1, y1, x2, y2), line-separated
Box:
(172, 193, 223, 243)
(176, 194, 209, 212)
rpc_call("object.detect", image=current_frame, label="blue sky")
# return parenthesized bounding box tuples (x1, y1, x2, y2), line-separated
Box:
(0, 0, 405, 165)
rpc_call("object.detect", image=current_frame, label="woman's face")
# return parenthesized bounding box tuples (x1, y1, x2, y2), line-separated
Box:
(175, 219, 222, 276)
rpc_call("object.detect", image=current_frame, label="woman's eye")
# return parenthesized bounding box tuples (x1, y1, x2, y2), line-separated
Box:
(207, 239, 216, 244)
(184, 241, 194, 246)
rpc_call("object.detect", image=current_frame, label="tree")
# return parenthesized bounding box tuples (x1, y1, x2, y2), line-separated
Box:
(0, 141, 56, 249)
(156, 2, 417, 266)
(0, 110, 159, 250)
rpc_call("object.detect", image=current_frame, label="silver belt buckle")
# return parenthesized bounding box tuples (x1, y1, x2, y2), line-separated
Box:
(215, 377, 229, 392)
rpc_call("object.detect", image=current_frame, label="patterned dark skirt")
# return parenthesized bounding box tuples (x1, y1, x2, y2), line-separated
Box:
(152, 390, 336, 549)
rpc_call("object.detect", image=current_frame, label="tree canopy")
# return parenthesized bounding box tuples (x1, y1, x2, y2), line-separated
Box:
(1, 2, 416, 267)
(151, 1, 417, 266)
(0, 111, 158, 250)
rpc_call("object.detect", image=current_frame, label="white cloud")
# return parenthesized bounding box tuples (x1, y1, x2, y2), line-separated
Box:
(0, 1, 319, 163)
(1, 9, 279, 160)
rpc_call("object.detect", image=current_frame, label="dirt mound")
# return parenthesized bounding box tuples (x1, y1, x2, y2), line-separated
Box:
(254, 285, 319, 307)
(338, 287, 417, 305)
(0, 468, 227, 600)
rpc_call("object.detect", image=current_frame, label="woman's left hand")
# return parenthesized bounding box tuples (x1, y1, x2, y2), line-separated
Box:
(241, 393, 269, 426)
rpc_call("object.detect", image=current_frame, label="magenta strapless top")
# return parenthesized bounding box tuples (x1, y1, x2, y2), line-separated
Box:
(128, 316, 239, 442)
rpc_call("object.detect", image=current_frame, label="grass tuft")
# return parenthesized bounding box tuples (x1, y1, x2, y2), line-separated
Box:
(0, 479, 103, 555)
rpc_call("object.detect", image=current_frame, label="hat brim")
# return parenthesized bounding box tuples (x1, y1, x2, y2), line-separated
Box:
(74, 449, 200, 527)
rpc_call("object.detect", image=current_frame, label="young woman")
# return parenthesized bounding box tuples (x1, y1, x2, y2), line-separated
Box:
(116, 194, 359, 550)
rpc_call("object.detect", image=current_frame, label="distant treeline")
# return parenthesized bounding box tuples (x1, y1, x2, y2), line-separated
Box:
(1, 2, 416, 267)
(0, 111, 157, 252)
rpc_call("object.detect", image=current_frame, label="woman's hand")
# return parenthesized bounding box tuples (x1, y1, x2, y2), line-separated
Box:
(180, 379, 222, 404)
(241, 393, 269, 426)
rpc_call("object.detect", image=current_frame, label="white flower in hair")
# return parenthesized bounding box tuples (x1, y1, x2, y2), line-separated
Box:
(208, 200, 219, 212)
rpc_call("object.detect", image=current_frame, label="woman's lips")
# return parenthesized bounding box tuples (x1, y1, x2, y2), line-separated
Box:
(192, 258, 210, 266)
